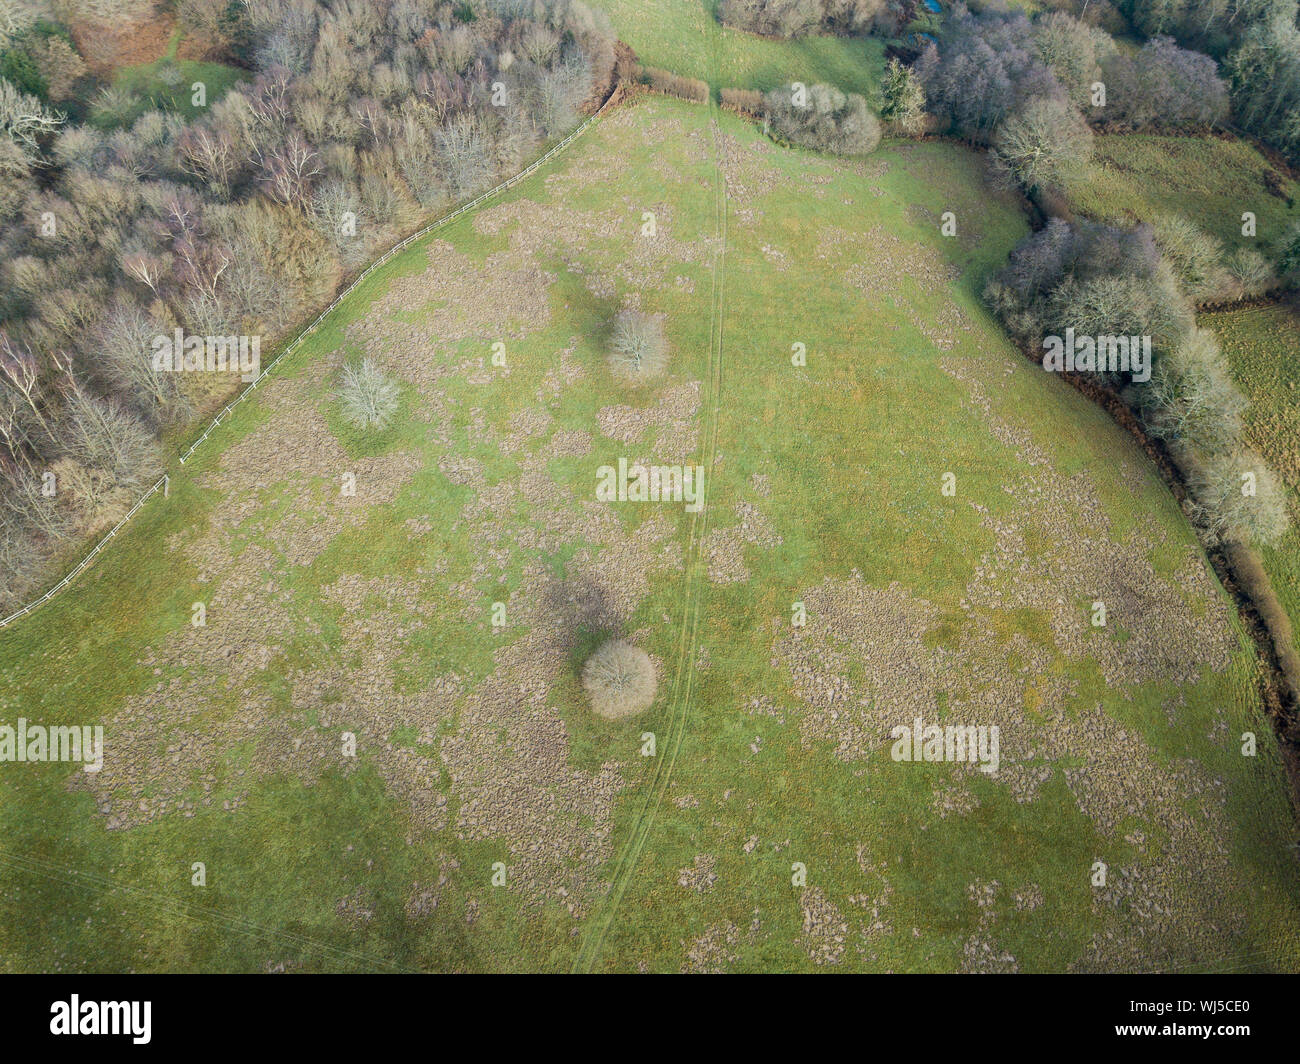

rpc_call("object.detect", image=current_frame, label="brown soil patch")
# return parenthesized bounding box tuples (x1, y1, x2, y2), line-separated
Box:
(68, 5, 172, 76)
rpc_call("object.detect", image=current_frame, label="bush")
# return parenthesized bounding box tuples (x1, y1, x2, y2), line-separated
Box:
(0, 46, 45, 100)
(721, 87, 765, 115)
(339, 358, 400, 429)
(1152, 214, 1227, 302)
(1184, 448, 1291, 547)
(582, 639, 656, 719)
(638, 66, 709, 104)
(764, 83, 881, 155)
(1224, 246, 1274, 297)
(609, 310, 669, 380)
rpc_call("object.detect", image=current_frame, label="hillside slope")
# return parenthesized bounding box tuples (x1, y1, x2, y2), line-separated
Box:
(0, 96, 1295, 973)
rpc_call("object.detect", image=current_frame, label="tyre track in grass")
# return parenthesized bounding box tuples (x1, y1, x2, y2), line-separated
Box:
(572, 19, 731, 974)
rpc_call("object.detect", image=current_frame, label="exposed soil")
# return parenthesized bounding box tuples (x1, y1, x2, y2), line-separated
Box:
(67, 8, 223, 78)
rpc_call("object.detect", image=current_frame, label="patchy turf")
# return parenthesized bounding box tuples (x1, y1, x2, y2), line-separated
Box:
(0, 95, 1296, 973)
(1057, 133, 1300, 258)
(1203, 302, 1300, 683)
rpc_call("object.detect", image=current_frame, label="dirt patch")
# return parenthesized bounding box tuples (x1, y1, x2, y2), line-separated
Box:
(676, 853, 718, 892)
(598, 381, 701, 462)
(66, 6, 210, 76)
(703, 500, 783, 584)
(797, 886, 850, 966)
(682, 914, 762, 973)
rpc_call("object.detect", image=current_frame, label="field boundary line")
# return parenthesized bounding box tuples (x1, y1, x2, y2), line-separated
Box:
(0, 99, 615, 633)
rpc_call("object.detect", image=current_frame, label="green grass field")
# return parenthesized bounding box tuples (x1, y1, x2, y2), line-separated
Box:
(1058, 133, 1299, 257)
(0, 89, 1295, 972)
(1203, 303, 1300, 673)
(589, 0, 886, 98)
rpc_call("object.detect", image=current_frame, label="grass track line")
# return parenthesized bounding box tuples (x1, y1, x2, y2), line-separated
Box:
(572, 15, 731, 974)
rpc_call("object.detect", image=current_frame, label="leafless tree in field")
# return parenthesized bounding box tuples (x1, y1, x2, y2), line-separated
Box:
(582, 640, 657, 719)
(339, 359, 400, 430)
(609, 310, 669, 380)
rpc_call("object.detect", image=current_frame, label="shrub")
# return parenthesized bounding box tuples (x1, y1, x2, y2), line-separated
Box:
(339, 358, 400, 429)
(0, 46, 45, 100)
(763, 83, 881, 155)
(1152, 214, 1226, 302)
(582, 639, 656, 719)
(609, 310, 669, 380)
(638, 66, 709, 104)
(1184, 448, 1291, 547)
(1224, 246, 1274, 297)
(721, 87, 764, 115)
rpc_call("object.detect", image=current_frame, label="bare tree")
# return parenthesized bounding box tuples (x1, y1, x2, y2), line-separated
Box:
(260, 131, 321, 209)
(97, 301, 189, 426)
(582, 640, 657, 719)
(436, 113, 493, 198)
(339, 358, 400, 429)
(1185, 448, 1290, 546)
(61, 380, 162, 499)
(1143, 328, 1246, 457)
(4, 467, 70, 542)
(178, 124, 241, 198)
(0, 332, 50, 440)
(0, 76, 64, 159)
(609, 310, 670, 380)
(120, 244, 171, 300)
(993, 96, 1093, 191)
